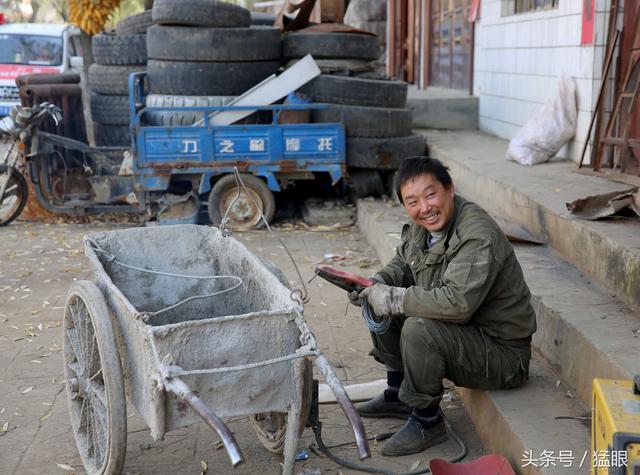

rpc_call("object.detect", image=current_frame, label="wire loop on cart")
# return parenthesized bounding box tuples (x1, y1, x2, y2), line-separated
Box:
(85, 238, 243, 320)
(220, 168, 310, 304)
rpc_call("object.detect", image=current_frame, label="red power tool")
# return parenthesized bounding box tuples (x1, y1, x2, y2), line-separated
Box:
(314, 265, 375, 293)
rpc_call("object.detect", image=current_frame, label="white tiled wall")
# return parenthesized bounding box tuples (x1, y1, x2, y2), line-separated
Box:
(473, 0, 613, 163)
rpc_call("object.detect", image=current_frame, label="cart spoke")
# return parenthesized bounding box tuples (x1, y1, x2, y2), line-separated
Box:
(88, 380, 107, 407)
(85, 331, 100, 377)
(90, 401, 105, 465)
(66, 328, 85, 371)
(67, 361, 81, 377)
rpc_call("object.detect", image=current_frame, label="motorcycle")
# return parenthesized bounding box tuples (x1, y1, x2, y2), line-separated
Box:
(0, 103, 147, 227)
(0, 103, 61, 226)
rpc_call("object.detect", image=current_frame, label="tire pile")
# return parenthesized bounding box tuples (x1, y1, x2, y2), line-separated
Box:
(144, 0, 281, 126)
(89, 12, 152, 146)
(299, 74, 425, 197)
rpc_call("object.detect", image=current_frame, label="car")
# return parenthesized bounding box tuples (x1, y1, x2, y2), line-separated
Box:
(0, 20, 83, 116)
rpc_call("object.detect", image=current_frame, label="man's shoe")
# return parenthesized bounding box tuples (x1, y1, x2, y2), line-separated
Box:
(381, 416, 448, 456)
(355, 391, 412, 419)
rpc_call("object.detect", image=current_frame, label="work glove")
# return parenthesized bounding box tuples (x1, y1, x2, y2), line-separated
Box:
(348, 275, 385, 307)
(358, 283, 406, 317)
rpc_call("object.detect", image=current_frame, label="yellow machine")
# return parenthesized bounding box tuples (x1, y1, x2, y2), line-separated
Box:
(592, 377, 640, 474)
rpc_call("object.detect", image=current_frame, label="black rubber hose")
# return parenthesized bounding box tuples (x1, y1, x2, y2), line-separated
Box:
(312, 418, 468, 475)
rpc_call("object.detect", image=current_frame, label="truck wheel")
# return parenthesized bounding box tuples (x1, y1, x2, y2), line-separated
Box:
(89, 64, 146, 95)
(208, 174, 275, 230)
(92, 33, 147, 66)
(116, 10, 153, 34)
(299, 75, 407, 108)
(152, 0, 250, 27)
(282, 32, 380, 60)
(90, 94, 130, 125)
(147, 60, 279, 96)
(312, 104, 412, 138)
(147, 26, 280, 61)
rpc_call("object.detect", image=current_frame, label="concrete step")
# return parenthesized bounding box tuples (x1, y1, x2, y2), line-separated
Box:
(458, 358, 590, 475)
(420, 129, 640, 311)
(356, 199, 640, 473)
(407, 86, 478, 130)
(517, 245, 640, 405)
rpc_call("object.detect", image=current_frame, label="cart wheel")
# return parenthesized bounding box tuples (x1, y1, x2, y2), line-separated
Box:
(0, 165, 28, 226)
(208, 174, 275, 230)
(63, 281, 127, 475)
(250, 359, 313, 454)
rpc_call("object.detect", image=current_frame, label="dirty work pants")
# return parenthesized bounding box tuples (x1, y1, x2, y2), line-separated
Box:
(370, 316, 531, 409)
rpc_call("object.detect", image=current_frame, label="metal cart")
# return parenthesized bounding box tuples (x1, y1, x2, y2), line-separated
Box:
(62, 224, 369, 474)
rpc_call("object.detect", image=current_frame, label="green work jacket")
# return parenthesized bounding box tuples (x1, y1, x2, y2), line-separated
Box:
(374, 195, 536, 346)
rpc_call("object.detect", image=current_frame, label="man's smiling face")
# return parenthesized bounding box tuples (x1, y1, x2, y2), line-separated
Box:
(400, 173, 456, 232)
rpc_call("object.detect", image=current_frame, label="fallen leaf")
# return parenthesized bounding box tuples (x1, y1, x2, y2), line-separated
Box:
(210, 440, 224, 450)
(41, 409, 53, 421)
(56, 463, 75, 471)
(200, 460, 208, 474)
(21, 387, 33, 394)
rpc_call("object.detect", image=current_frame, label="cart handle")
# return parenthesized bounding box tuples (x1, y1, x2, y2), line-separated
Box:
(313, 354, 371, 460)
(164, 377, 244, 467)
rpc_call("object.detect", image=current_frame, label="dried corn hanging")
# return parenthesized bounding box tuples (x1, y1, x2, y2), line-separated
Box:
(69, 0, 122, 35)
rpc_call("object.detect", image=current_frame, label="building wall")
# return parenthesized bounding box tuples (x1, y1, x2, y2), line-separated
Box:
(473, 0, 612, 163)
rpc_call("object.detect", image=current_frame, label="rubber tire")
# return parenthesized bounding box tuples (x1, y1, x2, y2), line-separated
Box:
(312, 104, 412, 138)
(90, 94, 130, 125)
(282, 32, 380, 60)
(147, 59, 279, 95)
(89, 64, 146, 95)
(349, 20, 387, 45)
(300, 75, 407, 108)
(92, 33, 147, 66)
(0, 166, 28, 226)
(63, 281, 127, 475)
(346, 134, 426, 169)
(144, 94, 233, 126)
(152, 0, 250, 27)
(285, 57, 374, 75)
(147, 26, 280, 61)
(207, 174, 275, 230)
(348, 168, 385, 198)
(143, 94, 271, 126)
(115, 10, 153, 34)
(250, 11, 276, 25)
(94, 123, 130, 147)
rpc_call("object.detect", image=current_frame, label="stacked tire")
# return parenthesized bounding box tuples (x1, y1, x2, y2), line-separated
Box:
(89, 15, 151, 146)
(145, 0, 281, 126)
(283, 29, 381, 76)
(300, 74, 425, 197)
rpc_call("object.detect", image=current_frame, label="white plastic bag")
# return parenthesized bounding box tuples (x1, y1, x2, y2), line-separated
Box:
(506, 74, 577, 165)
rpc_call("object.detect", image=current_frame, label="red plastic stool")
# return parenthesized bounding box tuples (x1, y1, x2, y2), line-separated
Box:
(429, 454, 517, 475)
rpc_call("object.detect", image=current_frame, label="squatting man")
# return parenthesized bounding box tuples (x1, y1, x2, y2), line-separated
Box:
(350, 157, 536, 456)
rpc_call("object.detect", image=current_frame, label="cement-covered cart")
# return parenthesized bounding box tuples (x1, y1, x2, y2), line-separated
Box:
(62, 225, 369, 474)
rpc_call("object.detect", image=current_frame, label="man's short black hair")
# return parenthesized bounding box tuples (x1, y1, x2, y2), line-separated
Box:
(394, 156, 453, 204)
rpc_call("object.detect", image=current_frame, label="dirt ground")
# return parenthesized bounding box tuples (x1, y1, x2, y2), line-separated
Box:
(0, 220, 484, 475)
